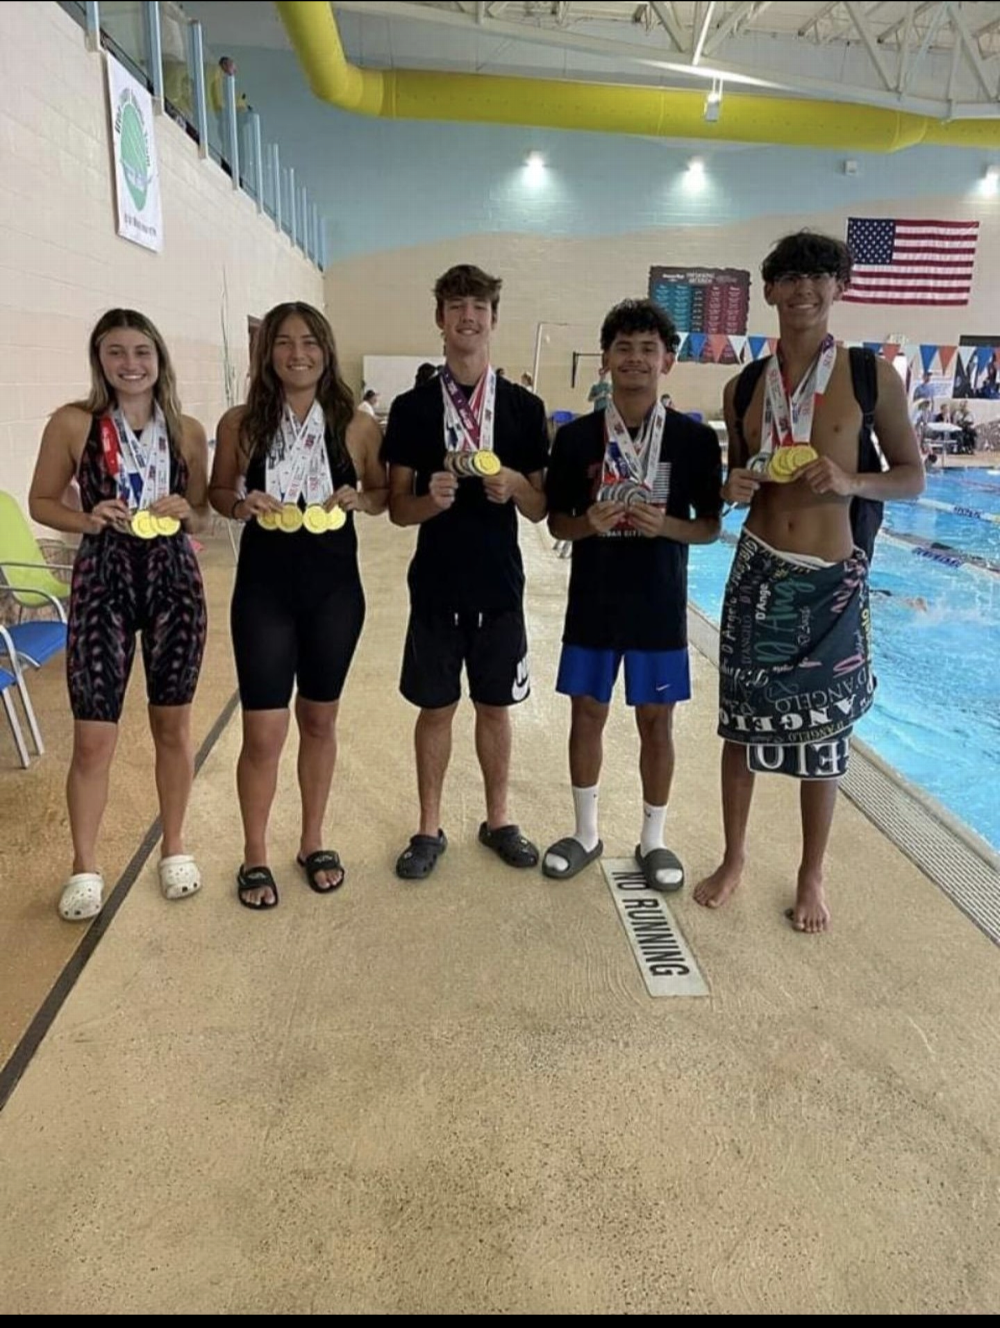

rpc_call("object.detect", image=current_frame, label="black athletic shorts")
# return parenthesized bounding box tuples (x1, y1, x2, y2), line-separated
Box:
(400, 607, 530, 709)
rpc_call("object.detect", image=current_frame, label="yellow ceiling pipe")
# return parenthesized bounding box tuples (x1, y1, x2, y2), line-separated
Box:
(275, 0, 1000, 152)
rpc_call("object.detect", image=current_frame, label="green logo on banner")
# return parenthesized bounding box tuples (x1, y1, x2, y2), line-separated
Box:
(119, 98, 151, 210)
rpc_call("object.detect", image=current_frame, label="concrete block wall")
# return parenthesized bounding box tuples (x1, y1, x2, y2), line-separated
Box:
(0, 2, 324, 516)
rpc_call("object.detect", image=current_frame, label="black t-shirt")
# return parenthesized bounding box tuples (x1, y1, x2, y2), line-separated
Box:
(545, 408, 722, 651)
(382, 374, 549, 613)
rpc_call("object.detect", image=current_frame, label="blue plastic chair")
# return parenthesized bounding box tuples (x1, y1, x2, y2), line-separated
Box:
(0, 662, 29, 768)
(0, 491, 72, 757)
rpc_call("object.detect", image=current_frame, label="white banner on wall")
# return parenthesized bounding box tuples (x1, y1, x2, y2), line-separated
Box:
(107, 55, 163, 253)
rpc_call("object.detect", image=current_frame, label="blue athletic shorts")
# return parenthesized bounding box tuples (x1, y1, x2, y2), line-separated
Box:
(556, 644, 691, 706)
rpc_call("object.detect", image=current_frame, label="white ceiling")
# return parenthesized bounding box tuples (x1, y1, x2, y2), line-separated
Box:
(184, 2, 1000, 117)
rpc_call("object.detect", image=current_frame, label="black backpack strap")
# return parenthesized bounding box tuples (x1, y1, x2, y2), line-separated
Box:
(734, 358, 767, 423)
(731, 359, 768, 455)
(847, 346, 883, 561)
(849, 346, 880, 471)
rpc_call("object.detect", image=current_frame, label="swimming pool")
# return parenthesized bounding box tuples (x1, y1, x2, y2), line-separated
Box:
(688, 468, 1000, 853)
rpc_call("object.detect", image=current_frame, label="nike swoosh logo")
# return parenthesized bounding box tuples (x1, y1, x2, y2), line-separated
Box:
(655, 684, 671, 692)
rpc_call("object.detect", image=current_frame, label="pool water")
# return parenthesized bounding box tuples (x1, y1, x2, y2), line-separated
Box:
(688, 469, 1000, 852)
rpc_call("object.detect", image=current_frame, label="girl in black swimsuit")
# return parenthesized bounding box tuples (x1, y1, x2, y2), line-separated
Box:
(29, 309, 210, 922)
(209, 302, 388, 910)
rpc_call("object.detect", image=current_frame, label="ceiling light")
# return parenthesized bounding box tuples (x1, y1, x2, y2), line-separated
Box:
(983, 165, 999, 194)
(525, 152, 546, 170)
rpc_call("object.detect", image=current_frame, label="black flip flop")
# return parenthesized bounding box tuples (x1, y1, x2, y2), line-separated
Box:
(237, 864, 279, 910)
(395, 830, 448, 880)
(297, 850, 345, 894)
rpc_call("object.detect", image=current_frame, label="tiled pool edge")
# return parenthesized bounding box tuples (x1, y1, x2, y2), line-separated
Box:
(688, 606, 1000, 948)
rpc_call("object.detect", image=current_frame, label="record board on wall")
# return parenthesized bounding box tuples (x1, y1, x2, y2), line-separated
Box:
(648, 267, 750, 362)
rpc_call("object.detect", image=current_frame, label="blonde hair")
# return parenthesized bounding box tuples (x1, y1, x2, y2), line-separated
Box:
(75, 309, 184, 447)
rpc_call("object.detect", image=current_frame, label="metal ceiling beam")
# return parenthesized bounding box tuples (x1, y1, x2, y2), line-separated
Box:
(798, 1, 843, 40)
(691, 0, 717, 65)
(878, 0, 944, 46)
(814, 1, 891, 47)
(844, 1, 894, 88)
(948, 0, 1000, 100)
(899, 2, 950, 91)
(703, 0, 771, 57)
(328, 0, 1000, 116)
(972, 7, 1000, 39)
(648, 1, 687, 52)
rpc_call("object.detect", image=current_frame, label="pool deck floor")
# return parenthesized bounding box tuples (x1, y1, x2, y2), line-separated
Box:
(0, 502, 997, 1315)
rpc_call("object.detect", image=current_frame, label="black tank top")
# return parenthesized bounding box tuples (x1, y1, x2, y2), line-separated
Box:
(239, 426, 361, 576)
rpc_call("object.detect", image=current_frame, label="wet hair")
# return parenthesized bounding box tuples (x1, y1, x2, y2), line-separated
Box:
(414, 362, 438, 387)
(761, 230, 853, 285)
(433, 264, 503, 317)
(240, 302, 354, 466)
(75, 308, 184, 448)
(600, 299, 680, 353)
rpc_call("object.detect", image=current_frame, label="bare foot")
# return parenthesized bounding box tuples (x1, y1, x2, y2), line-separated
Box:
(693, 860, 743, 910)
(785, 872, 830, 934)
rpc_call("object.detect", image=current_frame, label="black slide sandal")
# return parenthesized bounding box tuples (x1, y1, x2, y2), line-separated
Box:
(297, 850, 345, 894)
(237, 865, 279, 910)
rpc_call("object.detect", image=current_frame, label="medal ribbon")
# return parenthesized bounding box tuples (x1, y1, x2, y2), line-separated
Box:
(602, 398, 667, 492)
(267, 401, 332, 506)
(109, 404, 171, 511)
(440, 366, 497, 455)
(760, 334, 836, 460)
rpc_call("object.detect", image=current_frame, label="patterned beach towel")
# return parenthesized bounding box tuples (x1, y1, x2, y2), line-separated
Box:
(717, 530, 874, 779)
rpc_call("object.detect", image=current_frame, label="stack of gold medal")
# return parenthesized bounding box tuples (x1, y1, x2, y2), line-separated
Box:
(130, 511, 180, 539)
(258, 503, 346, 533)
(767, 445, 818, 483)
(445, 451, 501, 479)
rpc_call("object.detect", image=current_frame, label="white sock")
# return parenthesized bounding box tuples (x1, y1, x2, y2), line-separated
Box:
(573, 785, 600, 851)
(640, 802, 667, 857)
(640, 802, 683, 887)
(544, 784, 599, 873)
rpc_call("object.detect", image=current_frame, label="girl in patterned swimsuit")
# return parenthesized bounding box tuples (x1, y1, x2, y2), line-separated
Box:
(29, 309, 210, 922)
(209, 302, 387, 910)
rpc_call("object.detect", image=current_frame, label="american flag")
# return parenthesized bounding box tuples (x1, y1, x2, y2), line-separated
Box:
(844, 217, 979, 306)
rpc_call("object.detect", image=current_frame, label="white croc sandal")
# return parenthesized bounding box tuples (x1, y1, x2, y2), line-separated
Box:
(58, 872, 104, 922)
(158, 854, 202, 901)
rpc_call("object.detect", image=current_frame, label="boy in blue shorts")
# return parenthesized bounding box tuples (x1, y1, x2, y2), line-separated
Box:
(542, 299, 722, 889)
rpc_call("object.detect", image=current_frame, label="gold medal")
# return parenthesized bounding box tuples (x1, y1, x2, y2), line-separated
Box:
(257, 510, 280, 531)
(326, 505, 346, 532)
(768, 445, 818, 484)
(130, 510, 156, 540)
(303, 504, 329, 535)
(152, 515, 180, 537)
(279, 502, 304, 533)
(471, 451, 501, 477)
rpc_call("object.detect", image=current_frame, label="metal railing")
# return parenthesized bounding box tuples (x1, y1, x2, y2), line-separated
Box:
(56, 0, 327, 268)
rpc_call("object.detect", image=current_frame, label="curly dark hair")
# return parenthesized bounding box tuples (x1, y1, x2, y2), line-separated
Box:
(600, 299, 680, 353)
(761, 230, 853, 286)
(239, 302, 354, 467)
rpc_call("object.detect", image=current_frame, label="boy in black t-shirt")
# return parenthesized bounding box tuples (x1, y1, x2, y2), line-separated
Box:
(383, 264, 550, 881)
(543, 300, 722, 890)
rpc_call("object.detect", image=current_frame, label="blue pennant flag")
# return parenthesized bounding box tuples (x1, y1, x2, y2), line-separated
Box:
(748, 335, 769, 360)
